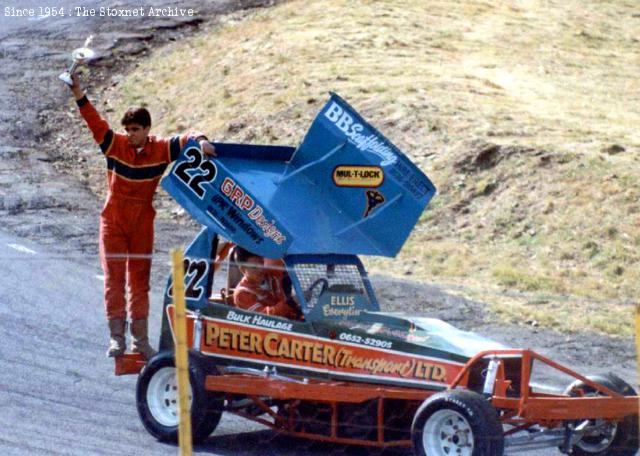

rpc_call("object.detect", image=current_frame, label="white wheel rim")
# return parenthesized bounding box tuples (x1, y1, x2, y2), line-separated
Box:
(423, 409, 475, 456)
(146, 366, 192, 427)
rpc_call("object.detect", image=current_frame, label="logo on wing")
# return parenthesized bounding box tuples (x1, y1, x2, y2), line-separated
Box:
(364, 190, 385, 217)
(333, 165, 384, 188)
(324, 102, 398, 167)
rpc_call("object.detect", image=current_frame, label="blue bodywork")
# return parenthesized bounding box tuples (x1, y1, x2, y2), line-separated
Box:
(162, 93, 436, 260)
(161, 93, 435, 317)
(157, 93, 507, 360)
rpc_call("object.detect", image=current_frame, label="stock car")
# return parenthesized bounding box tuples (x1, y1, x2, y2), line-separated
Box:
(116, 94, 639, 455)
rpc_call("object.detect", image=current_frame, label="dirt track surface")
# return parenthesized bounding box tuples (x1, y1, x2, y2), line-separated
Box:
(0, 1, 637, 454)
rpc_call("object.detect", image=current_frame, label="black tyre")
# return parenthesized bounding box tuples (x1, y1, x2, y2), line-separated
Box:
(136, 351, 223, 444)
(411, 389, 504, 456)
(565, 373, 639, 456)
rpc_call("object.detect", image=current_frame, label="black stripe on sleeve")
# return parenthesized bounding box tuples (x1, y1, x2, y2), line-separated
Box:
(100, 129, 114, 154)
(169, 136, 182, 162)
(106, 157, 168, 180)
(76, 95, 89, 107)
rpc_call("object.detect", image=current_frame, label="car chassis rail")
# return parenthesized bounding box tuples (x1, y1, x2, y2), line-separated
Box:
(199, 348, 639, 450)
(452, 349, 638, 422)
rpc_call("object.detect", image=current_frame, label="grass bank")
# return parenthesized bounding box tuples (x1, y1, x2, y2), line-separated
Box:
(103, 0, 639, 336)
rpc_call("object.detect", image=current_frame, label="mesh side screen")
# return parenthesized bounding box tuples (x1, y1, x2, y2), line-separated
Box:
(293, 263, 370, 309)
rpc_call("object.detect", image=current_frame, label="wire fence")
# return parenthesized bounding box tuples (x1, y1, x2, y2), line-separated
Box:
(1, 246, 636, 310)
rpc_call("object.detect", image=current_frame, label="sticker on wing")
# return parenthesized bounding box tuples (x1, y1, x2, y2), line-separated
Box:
(162, 142, 292, 258)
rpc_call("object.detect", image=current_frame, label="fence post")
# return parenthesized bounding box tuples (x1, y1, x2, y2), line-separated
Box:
(171, 249, 192, 456)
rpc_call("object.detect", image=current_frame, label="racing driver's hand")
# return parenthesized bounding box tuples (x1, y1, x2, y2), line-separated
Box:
(199, 139, 216, 157)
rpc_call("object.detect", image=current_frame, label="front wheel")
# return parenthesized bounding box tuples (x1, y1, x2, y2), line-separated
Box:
(411, 389, 504, 456)
(136, 351, 223, 444)
(565, 373, 639, 456)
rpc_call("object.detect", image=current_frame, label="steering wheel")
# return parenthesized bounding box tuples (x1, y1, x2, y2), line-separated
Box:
(304, 278, 329, 304)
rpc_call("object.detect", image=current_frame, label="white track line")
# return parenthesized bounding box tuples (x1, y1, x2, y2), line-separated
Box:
(7, 243, 37, 255)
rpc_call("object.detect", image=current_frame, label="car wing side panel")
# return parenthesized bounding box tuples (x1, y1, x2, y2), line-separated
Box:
(281, 92, 436, 257)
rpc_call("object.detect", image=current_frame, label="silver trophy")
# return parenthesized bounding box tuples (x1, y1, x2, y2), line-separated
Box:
(59, 35, 96, 86)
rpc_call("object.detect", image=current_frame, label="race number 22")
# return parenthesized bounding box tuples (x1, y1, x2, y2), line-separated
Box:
(173, 147, 217, 198)
(167, 257, 209, 300)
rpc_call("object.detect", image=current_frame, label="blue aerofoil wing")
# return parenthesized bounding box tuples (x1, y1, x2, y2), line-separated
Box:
(162, 93, 436, 258)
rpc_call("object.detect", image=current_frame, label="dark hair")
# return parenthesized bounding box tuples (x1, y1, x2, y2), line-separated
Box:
(233, 246, 261, 264)
(121, 107, 151, 127)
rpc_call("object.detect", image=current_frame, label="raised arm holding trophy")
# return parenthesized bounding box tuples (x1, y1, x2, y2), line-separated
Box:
(59, 35, 96, 86)
(62, 38, 216, 359)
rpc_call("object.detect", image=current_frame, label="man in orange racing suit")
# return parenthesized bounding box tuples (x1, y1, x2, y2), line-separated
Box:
(69, 74, 216, 359)
(233, 247, 302, 320)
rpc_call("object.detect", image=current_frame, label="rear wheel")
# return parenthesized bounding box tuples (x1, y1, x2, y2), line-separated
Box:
(565, 373, 639, 456)
(411, 389, 504, 456)
(136, 351, 223, 444)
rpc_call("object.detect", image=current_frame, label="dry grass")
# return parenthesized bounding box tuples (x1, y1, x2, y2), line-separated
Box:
(105, 0, 639, 336)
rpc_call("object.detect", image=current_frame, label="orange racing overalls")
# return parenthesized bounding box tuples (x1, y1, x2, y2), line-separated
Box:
(233, 259, 301, 320)
(77, 95, 202, 321)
